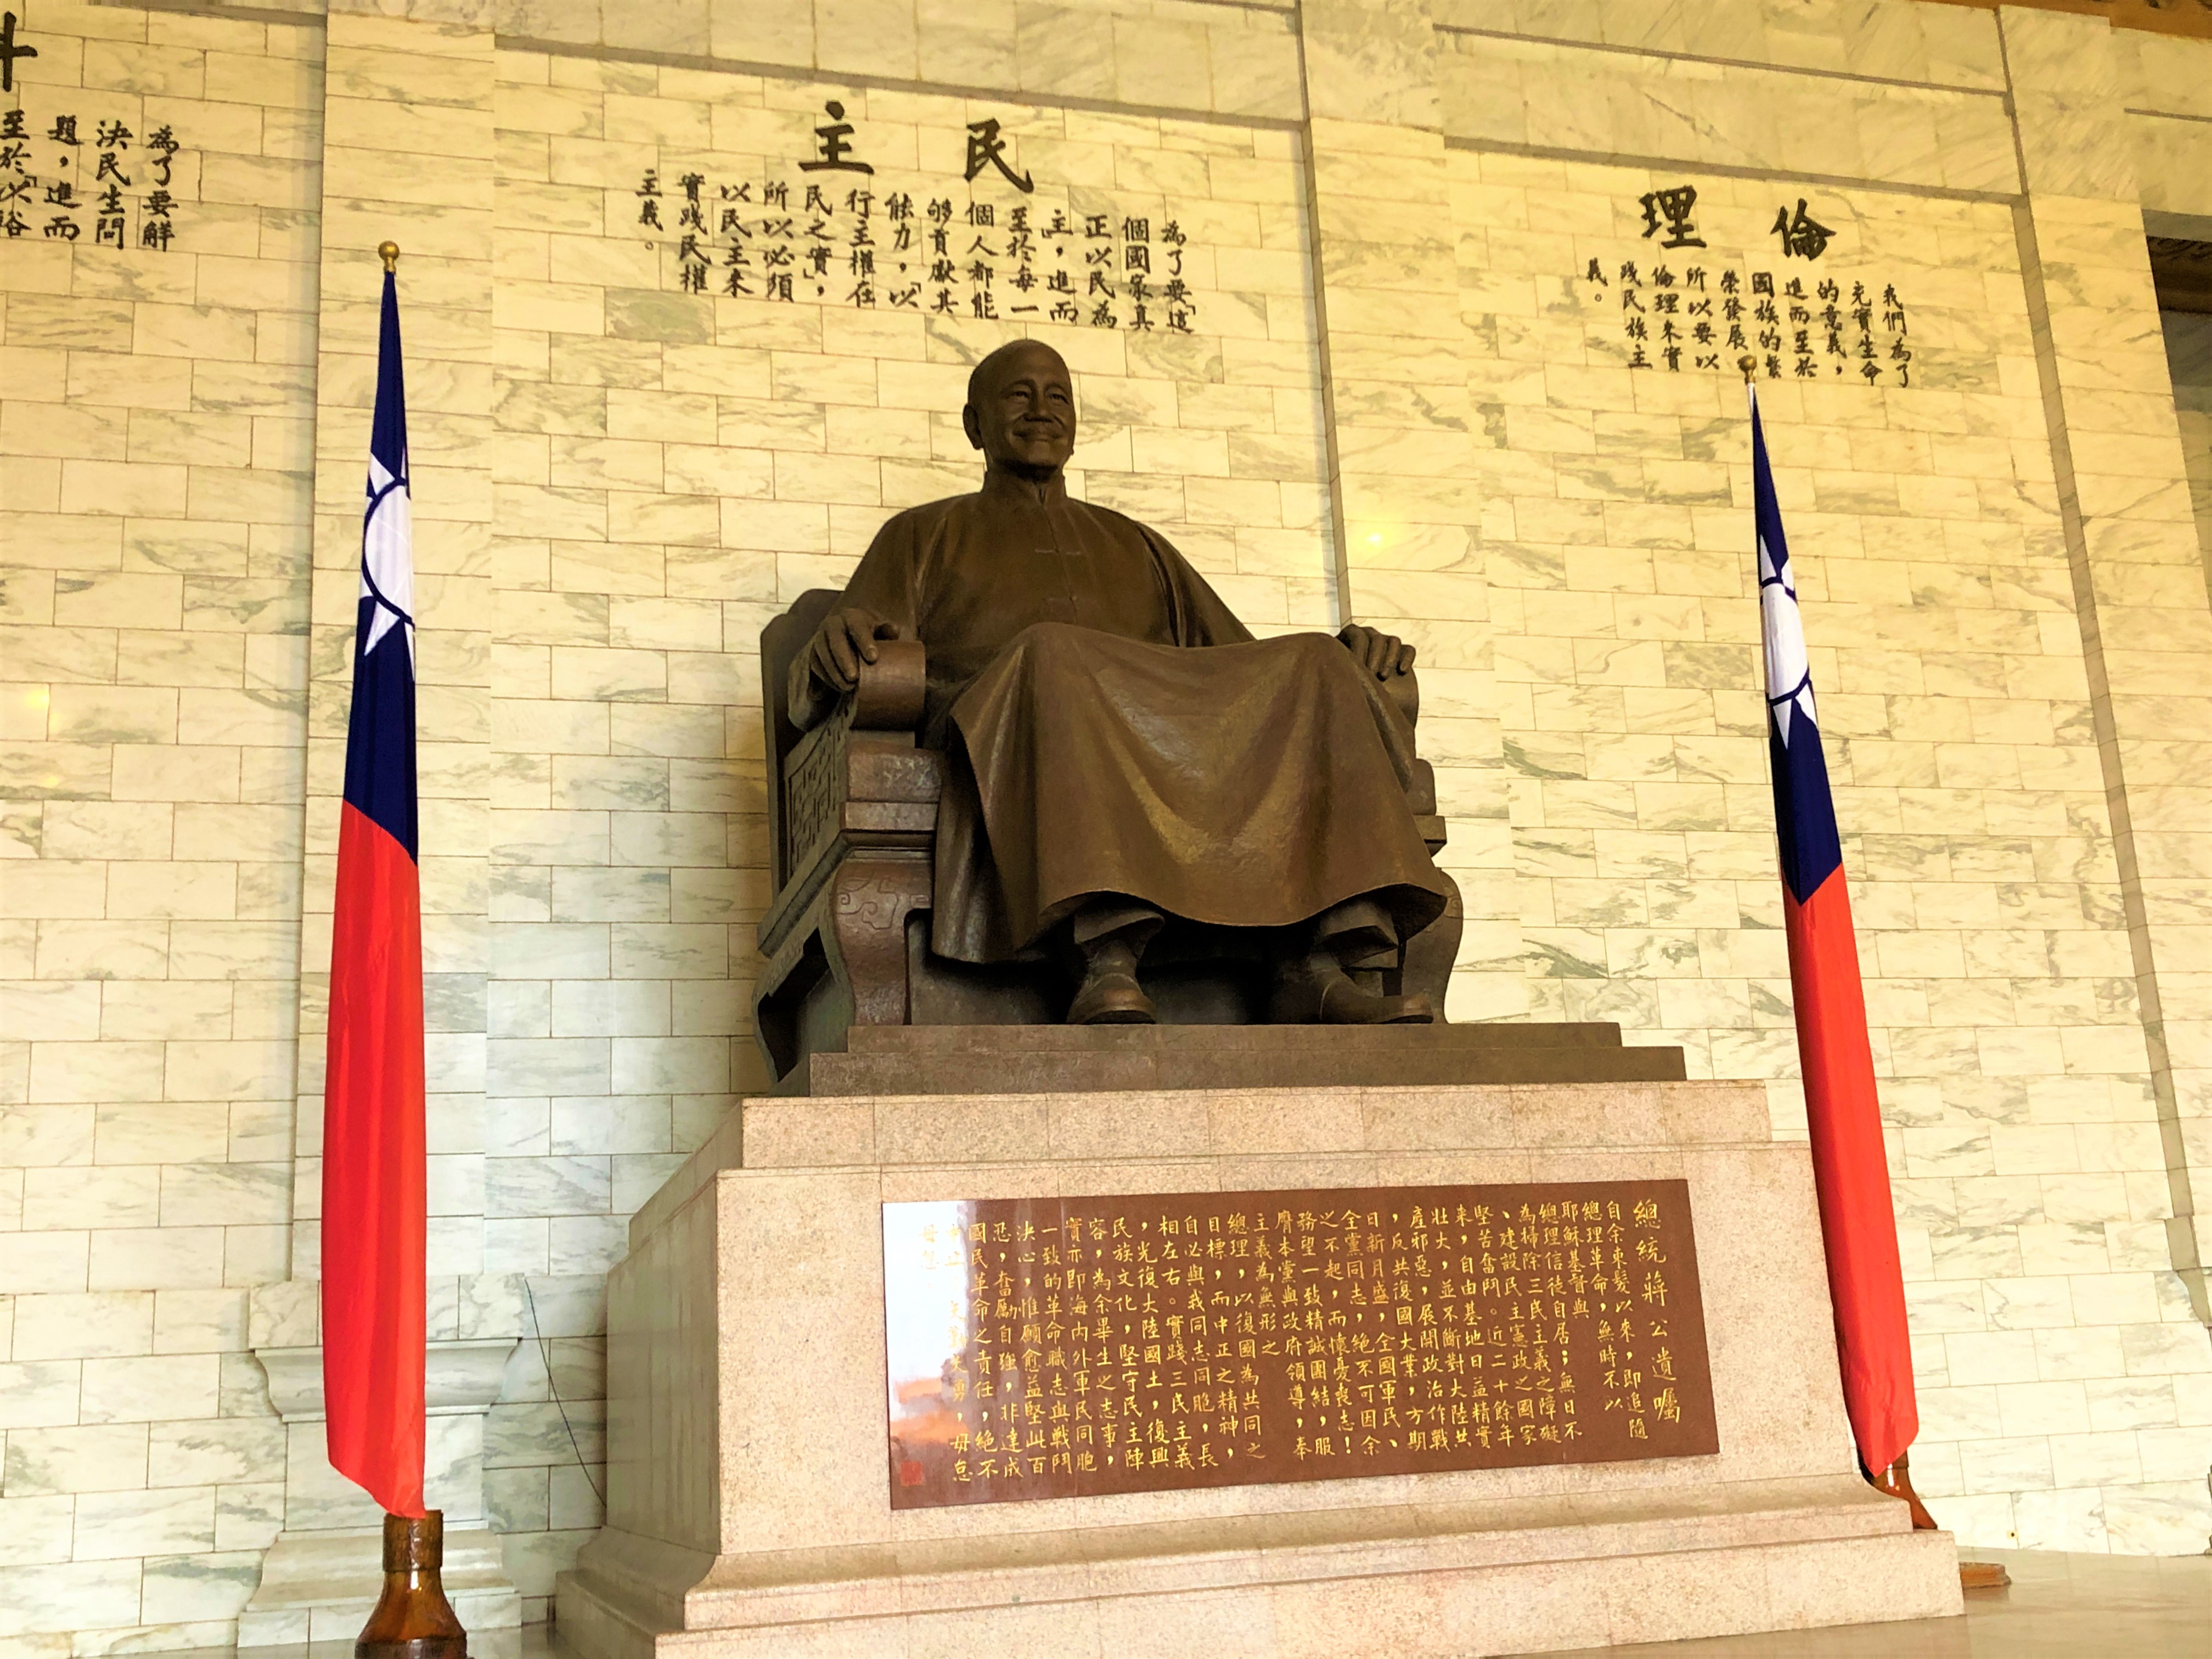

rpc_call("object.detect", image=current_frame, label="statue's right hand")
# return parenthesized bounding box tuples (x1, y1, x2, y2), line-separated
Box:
(805, 607, 903, 693)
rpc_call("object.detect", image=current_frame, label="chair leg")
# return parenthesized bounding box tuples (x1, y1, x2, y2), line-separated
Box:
(753, 853, 931, 1082)
(827, 854, 931, 1028)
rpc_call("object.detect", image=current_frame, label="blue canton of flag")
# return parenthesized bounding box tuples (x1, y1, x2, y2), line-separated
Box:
(348, 281, 417, 857)
(1753, 399, 1842, 906)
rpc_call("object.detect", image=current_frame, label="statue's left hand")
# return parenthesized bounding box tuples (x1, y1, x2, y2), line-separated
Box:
(1338, 623, 1415, 679)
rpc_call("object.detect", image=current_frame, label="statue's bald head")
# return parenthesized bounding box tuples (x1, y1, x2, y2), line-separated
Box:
(963, 340, 1077, 482)
(966, 339, 1070, 408)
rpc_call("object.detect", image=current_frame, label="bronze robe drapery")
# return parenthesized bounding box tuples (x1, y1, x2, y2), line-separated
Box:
(829, 472, 1452, 963)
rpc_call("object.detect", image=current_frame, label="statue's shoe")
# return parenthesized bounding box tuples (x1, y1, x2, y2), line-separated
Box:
(1323, 982, 1435, 1025)
(1067, 969, 1157, 1024)
(1270, 963, 1436, 1025)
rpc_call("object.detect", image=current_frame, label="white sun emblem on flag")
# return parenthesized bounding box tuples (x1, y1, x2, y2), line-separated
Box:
(1758, 532, 1816, 747)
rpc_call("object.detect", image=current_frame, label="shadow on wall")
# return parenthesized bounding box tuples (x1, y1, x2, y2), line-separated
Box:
(2166, 309, 2212, 399)
(2160, 256, 2212, 589)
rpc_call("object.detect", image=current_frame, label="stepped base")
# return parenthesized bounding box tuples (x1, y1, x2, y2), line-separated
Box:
(558, 1478, 1960, 1658)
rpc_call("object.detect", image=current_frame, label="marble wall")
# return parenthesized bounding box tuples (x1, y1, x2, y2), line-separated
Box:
(4, 0, 2212, 1651)
(1451, 143, 2212, 1549)
(2, 1, 323, 1649)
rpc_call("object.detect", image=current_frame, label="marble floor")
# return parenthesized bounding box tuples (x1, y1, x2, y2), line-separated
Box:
(1518, 1548, 2212, 1657)
(122, 1549, 2212, 1659)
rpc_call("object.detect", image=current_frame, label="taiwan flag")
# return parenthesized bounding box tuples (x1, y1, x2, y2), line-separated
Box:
(322, 264, 427, 1519)
(1751, 388, 1918, 1480)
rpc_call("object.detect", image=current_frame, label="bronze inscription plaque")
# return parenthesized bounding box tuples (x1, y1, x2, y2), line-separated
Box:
(881, 1181, 1718, 1509)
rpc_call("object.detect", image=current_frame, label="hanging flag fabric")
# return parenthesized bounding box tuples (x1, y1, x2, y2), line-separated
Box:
(322, 265, 427, 1519)
(1751, 388, 1918, 1479)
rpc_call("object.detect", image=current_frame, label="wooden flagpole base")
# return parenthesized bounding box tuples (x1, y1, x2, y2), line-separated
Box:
(1865, 1453, 2013, 1591)
(357, 1510, 468, 1659)
(1869, 1449, 1939, 1530)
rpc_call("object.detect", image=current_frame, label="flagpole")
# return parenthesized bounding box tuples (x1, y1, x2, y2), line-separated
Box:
(1737, 353, 1941, 1533)
(1739, 356, 2013, 1593)
(325, 240, 470, 1659)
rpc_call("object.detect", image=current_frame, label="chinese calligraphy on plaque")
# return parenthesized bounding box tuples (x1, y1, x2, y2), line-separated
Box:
(634, 102, 1202, 332)
(882, 1180, 1718, 1509)
(1594, 183, 1912, 385)
(0, 100, 187, 248)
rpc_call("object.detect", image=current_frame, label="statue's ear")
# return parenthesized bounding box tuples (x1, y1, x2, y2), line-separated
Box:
(961, 403, 983, 450)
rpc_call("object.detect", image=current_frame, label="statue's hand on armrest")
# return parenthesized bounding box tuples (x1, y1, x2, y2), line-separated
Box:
(1337, 622, 1419, 728)
(790, 606, 927, 733)
(1338, 622, 1414, 679)
(807, 606, 902, 693)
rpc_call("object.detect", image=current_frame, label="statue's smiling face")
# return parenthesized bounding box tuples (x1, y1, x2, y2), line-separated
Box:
(966, 343, 1077, 478)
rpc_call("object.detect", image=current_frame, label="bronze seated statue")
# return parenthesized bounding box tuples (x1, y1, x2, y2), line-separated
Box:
(752, 340, 1465, 1085)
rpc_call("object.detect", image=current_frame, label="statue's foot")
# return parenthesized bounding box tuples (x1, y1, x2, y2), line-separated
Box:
(1068, 968, 1156, 1025)
(1271, 962, 1435, 1025)
(1325, 982, 1435, 1025)
(1066, 911, 1158, 1024)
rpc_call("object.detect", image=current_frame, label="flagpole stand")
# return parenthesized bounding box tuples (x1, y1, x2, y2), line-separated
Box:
(1868, 1450, 1938, 1530)
(356, 1510, 468, 1659)
(1866, 1452, 2012, 1591)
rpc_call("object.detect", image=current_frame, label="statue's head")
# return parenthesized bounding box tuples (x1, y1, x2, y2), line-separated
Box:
(963, 339, 1076, 481)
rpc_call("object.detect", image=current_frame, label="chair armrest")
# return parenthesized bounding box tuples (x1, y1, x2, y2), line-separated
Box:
(787, 637, 927, 734)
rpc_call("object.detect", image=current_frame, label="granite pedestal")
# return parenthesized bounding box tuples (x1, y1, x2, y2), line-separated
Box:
(554, 1074, 1962, 1656)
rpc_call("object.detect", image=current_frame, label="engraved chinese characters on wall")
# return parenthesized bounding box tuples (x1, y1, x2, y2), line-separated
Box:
(881, 1180, 1719, 1509)
(1588, 183, 1913, 385)
(634, 101, 1202, 333)
(1, 105, 187, 249)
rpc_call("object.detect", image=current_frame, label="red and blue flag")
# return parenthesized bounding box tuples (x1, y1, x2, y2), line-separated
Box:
(1752, 389, 1918, 1480)
(322, 265, 427, 1518)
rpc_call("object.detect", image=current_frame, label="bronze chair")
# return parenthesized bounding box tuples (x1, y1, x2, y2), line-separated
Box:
(752, 591, 1465, 1085)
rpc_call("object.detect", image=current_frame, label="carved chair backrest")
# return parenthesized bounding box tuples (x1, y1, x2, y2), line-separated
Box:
(759, 588, 843, 895)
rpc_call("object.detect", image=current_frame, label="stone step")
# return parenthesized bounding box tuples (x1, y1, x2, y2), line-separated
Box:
(792, 1022, 1688, 1094)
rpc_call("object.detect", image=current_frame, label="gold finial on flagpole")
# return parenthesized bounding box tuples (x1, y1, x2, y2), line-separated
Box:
(378, 241, 400, 273)
(1736, 353, 1757, 383)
